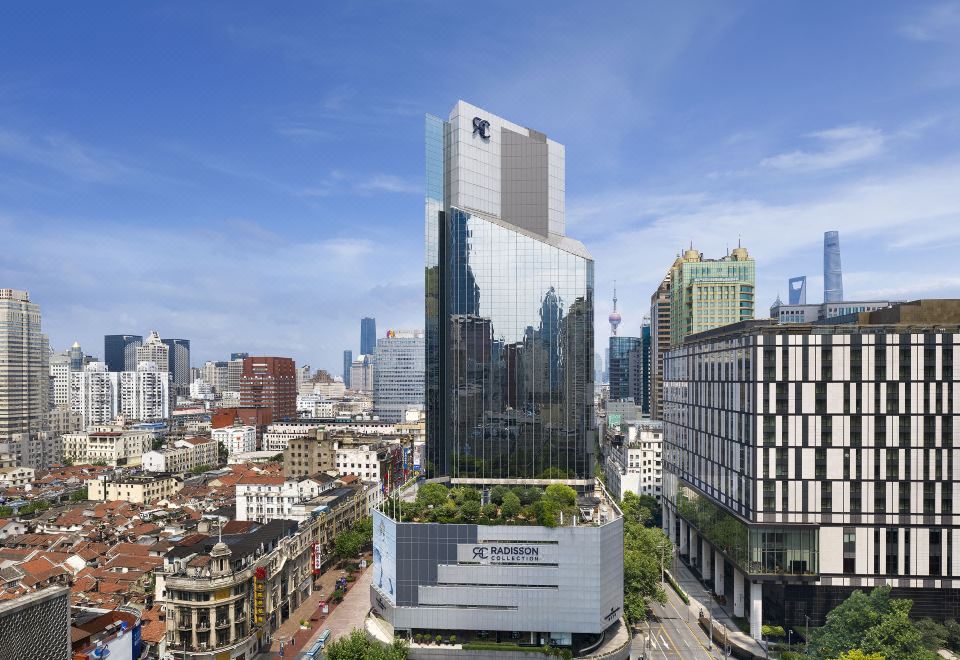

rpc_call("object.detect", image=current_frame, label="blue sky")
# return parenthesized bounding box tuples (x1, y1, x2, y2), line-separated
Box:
(2, 2, 960, 373)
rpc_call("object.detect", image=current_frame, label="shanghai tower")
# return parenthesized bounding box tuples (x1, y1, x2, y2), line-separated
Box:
(823, 230, 843, 302)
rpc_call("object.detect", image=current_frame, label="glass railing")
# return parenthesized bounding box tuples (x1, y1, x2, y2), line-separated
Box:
(676, 485, 818, 576)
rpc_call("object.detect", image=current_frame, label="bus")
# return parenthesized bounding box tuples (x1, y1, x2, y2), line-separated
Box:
(299, 629, 331, 659)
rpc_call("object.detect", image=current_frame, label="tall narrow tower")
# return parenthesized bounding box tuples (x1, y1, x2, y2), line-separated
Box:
(608, 282, 622, 336)
(823, 231, 843, 303)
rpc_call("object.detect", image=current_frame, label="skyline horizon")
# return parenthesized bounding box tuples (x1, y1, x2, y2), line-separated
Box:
(3, 3, 959, 373)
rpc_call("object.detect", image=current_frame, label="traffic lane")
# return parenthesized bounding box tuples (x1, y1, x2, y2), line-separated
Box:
(656, 585, 724, 659)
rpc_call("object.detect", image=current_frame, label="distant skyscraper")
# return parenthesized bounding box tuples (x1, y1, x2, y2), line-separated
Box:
(609, 336, 641, 401)
(788, 276, 807, 305)
(230, 352, 249, 361)
(0, 289, 48, 444)
(239, 357, 296, 421)
(373, 330, 425, 422)
(342, 349, 353, 388)
(425, 101, 594, 481)
(68, 342, 84, 371)
(649, 273, 671, 420)
(669, 245, 755, 347)
(104, 334, 142, 372)
(136, 331, 169, 372)
(360, 317, 376, 355)
(823, 230, 843, 303)
(161, 338, 191, 388)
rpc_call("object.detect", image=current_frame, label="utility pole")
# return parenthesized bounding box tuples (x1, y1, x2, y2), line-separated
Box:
(805, 615, 810, 654)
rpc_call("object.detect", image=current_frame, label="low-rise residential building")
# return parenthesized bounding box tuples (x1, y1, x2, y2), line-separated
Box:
(262, 424, 316, 453)
(235, 474, 335, 523)
(603, 419, 663, 501)
(62, 426, 153, 467)
(0, 466, 35, 488)
(89, 473, 182, 504)
(212, 425, 256, 455)
(282, 433, 336, 479)
(142, 437, 218, 473)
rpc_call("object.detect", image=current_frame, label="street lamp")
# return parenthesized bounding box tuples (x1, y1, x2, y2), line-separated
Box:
(805, 615, 811, 653)
(788, 629, 793, 649)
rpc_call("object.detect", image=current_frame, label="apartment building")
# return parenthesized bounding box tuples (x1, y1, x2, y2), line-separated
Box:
(141, 437, 218, 473)
(212, 425, 256, 455)
(62, 426, 153, 467)
(604, 419, 663, 501)
(89, 473, 182, 504)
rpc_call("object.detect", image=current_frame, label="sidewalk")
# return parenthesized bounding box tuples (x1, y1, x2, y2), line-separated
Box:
(670, 559, 766, 657)
(260, 554, 372, 659)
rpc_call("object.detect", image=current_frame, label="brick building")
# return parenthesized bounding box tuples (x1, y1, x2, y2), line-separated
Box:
(239, 357, 296, 421)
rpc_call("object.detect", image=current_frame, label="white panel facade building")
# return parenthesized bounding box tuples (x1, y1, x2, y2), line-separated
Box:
(661, 301, 960, 639)
(604, 420, 663, 501)
(373, 331, 425, 423)
(213, 425, 256, 455)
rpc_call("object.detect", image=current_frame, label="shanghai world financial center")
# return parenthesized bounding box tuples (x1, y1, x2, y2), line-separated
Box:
(425, 101, 595, 485)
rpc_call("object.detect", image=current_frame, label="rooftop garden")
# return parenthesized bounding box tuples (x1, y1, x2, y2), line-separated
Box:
(384, 482, 585, 527)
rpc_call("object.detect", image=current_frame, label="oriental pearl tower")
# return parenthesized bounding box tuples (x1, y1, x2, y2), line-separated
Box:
(609, 282, 622, 336)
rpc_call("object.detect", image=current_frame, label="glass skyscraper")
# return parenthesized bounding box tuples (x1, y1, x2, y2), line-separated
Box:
(425, 101, 594, 484)
(104, 334, 142, 372)
(361, 317, 377, 355)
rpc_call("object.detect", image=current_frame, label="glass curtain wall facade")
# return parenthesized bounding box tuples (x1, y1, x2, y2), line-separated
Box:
(608, 336, 641, 402)
(425, 105, 594, 483)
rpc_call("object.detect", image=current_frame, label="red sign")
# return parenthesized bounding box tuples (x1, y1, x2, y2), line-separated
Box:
(255, 566, 267, 579)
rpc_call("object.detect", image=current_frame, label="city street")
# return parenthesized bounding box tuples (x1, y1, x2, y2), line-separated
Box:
(631, 580, 723, 660)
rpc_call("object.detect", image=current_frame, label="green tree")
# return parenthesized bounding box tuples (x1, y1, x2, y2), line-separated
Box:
(417, 483, 448, 508)
(70, 488, 88, 502)
(944, 619, 960, 650)
(500, 492, 521, 519)
(0, 505, 13, 517)
(837, 651, 884, 660)
(355, 517, 373, 547)
(334, 531, 362, 564)
(490, 485, 510, 505)
(915, 618, 948, 651)
(458, 499, 481, 523)
(534, 499, 560, 527)
(480, 503, 498, 519)
(514, 486, 541, 506)
(544, 484, 577, 509)
(809, 586, 937, 660)
(324, 628, 408, 660)
(860, 599, 936, 660)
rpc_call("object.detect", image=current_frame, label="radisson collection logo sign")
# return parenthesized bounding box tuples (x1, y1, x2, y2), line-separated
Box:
(472, 116, 491, 139)
(462, 543, 553, 564)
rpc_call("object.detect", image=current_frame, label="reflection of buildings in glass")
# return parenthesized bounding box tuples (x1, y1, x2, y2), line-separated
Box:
(425, 103, 594, 483)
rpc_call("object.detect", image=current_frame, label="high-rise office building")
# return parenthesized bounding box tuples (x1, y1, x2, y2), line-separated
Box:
(49, 352, 72, 410)
(226, 358, 244, 392)
(136, 331, 169, 372)
(425, 101, 595, 482)
(649, 271, 671, 420)
(0, 289, 48, 444)
(373, 330, 425, 422)
(823, 230, 843, 303)
(788, 275, 807, 305)
(349, 355, 374, 393)
(608, 336, 641, 401)
(360, 317, 376, 356)
(104, 334, 142, 372)
(201, 360, 229, 392)
(637, 319, 652, 414)
(668, 245, 755, 347)
(68, 342, 84, 371)
(239, 357, 296, 421)
(370, 101, 619, 656)
(342, 349, 353, 389)
(662, 300, 960, 638)
(161, 338, 191, 388)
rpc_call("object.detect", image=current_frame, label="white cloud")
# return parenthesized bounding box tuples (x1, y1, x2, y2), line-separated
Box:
(0, 128, 133, 183)
(900, 3, 960, 42)
(355, 174, 420, 195)
(760, 125, 885, 172)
